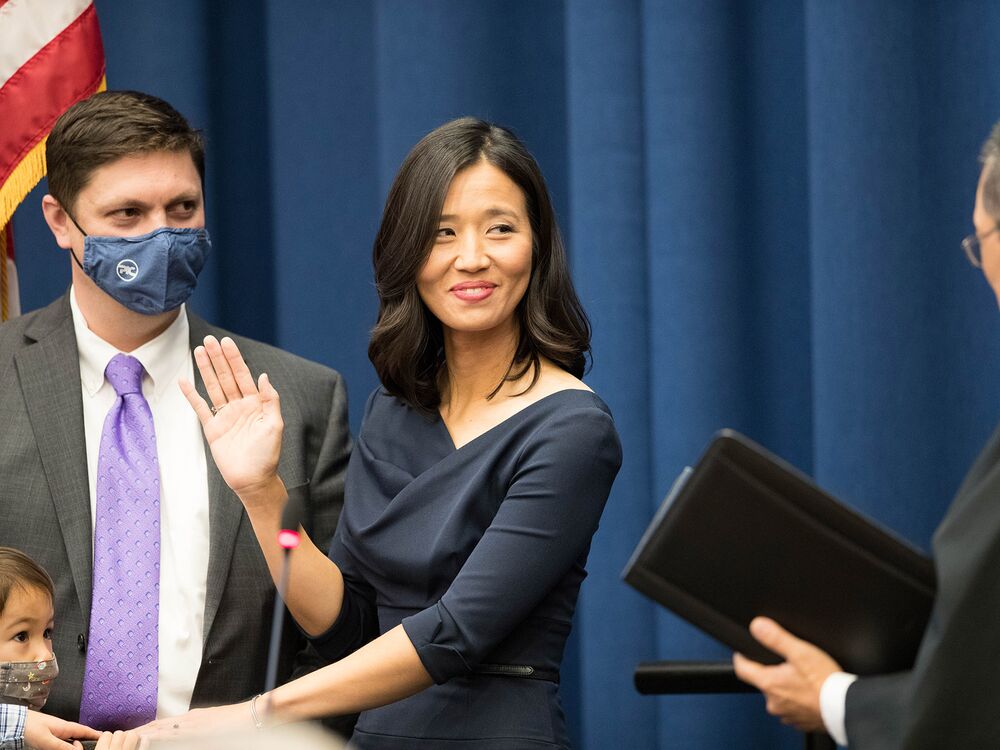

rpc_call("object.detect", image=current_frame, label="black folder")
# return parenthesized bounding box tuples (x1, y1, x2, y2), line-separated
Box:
(623, 429, 936, 675)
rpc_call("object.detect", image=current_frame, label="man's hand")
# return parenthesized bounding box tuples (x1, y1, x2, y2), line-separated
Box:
(23, 711, 99, 750)
(732, 616, 841, 732)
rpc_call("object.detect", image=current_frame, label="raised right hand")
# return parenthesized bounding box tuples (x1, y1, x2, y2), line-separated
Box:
(179, 335, 284, 500)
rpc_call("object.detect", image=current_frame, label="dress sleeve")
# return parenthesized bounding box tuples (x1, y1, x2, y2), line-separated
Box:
(401, 405, 621, 683)
(306, 524, 381, 663)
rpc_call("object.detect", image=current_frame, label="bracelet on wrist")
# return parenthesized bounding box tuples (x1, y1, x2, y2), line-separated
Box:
(249, 692, 266, 730)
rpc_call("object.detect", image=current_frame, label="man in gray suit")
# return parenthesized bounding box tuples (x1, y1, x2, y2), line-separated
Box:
(733, 122, 1000, 747)
(0, 91, 350, 736)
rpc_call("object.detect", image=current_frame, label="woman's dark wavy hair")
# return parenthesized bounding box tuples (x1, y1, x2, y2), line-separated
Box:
(368, 117, 591, 415)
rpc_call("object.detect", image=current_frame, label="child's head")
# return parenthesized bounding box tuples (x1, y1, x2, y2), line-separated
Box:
(0, 548, 57, 709)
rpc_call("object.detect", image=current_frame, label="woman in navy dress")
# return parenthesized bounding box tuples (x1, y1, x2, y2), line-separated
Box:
(164, 118, 622, 749)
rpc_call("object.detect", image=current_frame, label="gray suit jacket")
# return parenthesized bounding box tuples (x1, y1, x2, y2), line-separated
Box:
(0, 294, 351, 724)
(845, 423, 1000, 748)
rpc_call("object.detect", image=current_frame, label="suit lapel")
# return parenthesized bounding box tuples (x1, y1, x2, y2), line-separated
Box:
(187, 312, 245, 646)
(16, 296, 94, 624)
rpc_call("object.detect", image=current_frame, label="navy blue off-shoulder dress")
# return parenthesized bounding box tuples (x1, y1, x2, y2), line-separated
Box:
(308, 387, 621, 749)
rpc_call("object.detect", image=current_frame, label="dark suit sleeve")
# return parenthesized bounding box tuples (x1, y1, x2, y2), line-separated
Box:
(847, 564, 1000, 749)
(894, 532, 1000, 748)
(400, 406, 621, 683)
(845, 672, 913, 748)
(845, 426, 1000, 748)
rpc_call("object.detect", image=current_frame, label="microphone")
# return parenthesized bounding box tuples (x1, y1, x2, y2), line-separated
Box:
(277, 487, 307, 552)
(264, 483, 308, 694)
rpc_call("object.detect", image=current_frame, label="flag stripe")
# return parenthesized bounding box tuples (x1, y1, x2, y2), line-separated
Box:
(1, 224, 10, 320)
(0, 3, 104, 185)
(0, 0, 91, 88)
(2, 253, 21, 321)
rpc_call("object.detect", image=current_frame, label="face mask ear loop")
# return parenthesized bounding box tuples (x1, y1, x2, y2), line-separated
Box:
(61, 205, 88, 272)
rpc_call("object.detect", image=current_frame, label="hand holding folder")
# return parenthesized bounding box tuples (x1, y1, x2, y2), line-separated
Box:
(623, 430, 935, 675)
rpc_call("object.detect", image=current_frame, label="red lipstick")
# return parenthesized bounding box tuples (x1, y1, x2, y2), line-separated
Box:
(449, 281, 496, 302)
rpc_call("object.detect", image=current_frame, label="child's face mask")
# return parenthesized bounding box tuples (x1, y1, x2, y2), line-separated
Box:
(0, 655, 58, 709)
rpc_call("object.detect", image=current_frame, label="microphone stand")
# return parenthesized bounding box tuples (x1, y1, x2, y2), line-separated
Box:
(264, 485, 308, 697)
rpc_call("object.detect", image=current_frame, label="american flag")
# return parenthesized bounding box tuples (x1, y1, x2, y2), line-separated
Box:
(0, 0, 106, 320)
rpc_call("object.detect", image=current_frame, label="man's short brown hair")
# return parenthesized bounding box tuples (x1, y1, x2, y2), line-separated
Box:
(0, 548, 54, 617)
(46, 89, 205, 212)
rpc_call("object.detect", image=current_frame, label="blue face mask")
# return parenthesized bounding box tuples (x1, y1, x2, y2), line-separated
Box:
(67, 215, 211, 315)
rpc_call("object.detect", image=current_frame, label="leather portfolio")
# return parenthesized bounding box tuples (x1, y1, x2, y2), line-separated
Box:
(623, 429, 936, 674)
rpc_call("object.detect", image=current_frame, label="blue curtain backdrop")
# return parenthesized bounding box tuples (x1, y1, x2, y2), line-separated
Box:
(11, 2, 1000, 747)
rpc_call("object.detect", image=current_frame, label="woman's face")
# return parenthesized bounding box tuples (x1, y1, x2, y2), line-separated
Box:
(417, 159, 533, 340)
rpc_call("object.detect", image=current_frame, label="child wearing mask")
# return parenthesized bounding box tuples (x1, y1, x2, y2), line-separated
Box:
(0, 547, 59, 749)
(0, 547, 58, 710)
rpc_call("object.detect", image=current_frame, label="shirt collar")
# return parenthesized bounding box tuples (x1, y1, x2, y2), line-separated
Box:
(70, 286, 191, 401)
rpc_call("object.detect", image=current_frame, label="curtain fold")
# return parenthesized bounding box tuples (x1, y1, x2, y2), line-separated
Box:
(11, 1, 1000, 746)
(565, 3, 656, 748)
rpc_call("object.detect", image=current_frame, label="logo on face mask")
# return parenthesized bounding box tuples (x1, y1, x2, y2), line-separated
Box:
(116, 259, 139, 281)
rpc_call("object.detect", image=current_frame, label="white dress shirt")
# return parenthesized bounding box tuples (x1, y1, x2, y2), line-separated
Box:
(70, 288, 210, 719)
(820, 670, 858, 746)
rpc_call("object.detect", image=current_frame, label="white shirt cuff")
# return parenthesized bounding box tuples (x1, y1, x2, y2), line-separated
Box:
(820, 671, 858, 746)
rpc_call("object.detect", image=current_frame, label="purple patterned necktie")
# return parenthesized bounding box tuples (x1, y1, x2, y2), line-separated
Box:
(79, 354, 160, 729)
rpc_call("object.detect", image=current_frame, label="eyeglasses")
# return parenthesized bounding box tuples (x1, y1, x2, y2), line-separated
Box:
(961, 224, 1000, 268)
